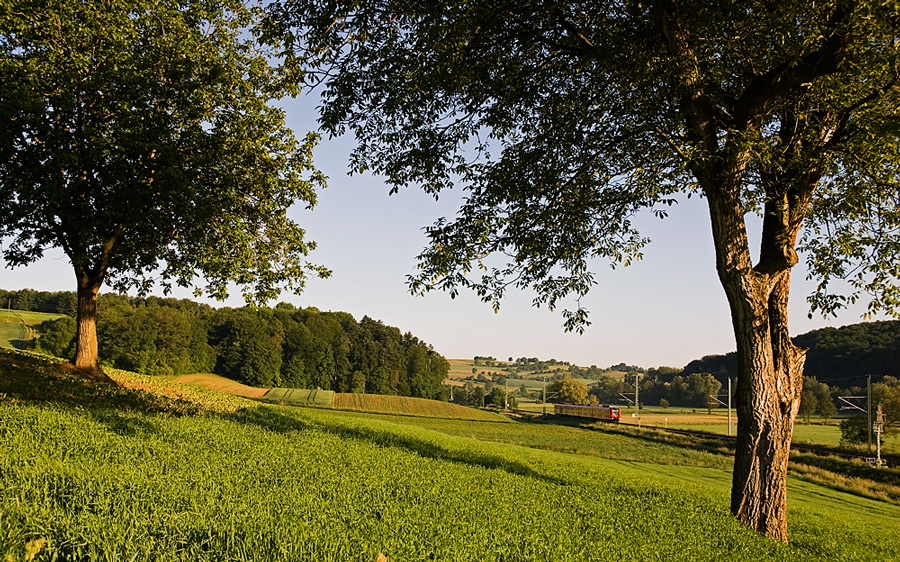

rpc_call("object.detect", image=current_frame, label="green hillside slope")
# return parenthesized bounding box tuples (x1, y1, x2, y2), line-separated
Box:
(1, 350, 898, 561)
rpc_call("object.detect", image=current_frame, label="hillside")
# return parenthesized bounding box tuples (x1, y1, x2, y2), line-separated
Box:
(682, 320, 900, 386)
(1, 348, 898, 560)
(0, 309, 66, 349)
(169, 371, 503, 421)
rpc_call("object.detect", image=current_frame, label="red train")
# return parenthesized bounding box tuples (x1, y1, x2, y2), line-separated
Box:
(554, 403, 621, 422)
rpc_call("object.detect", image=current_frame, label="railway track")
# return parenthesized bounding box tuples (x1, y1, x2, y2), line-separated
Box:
(532, 412, 898, 468)
(645, 425, 899, 468)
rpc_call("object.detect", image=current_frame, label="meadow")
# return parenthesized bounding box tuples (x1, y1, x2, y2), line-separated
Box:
(332, 393, 508, 421)
(1, 351, 899, 561)
(0, 310, 64, 349)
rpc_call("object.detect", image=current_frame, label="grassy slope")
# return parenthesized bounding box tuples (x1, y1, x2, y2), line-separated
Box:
(1, 350, 899, 561)
(168, 372, 501, 422)
(0, 310, 65, 349)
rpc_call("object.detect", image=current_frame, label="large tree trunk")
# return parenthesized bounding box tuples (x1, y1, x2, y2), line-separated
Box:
(703, 165, 807, 542)
(726, 271, 804, 542)
(73, 270, 107, 380)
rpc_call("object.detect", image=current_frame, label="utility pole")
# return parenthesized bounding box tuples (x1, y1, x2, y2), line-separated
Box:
(868, 375, 872, 453)
(875, 405, 885, 467)
(634, 372, 642, 427)
(725, 378, 732, 436)
(542, 376, 546, 415)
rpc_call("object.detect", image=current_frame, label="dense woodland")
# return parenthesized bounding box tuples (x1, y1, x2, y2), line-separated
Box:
(1, 289, 449, 398)
(681, 321, 900, 388)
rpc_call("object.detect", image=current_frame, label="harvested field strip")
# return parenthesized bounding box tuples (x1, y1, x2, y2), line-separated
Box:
(0, 309, 65, 348)
(334, 393, 509, 421)
(170, 373, 269, 398)
(263, 387, 335, 406)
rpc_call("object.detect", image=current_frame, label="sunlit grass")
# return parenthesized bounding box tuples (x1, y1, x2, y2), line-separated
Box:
(1, 350, 899, 561)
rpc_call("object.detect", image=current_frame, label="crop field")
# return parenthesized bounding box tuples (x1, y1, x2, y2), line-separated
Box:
(334, 392, 507, 421)
(447, 358, 596, 390)
(265, 387, 336, 407)
(170, 373, 270, 399)
(1, 350, 899, 561)
(613, 408, 900, 453)
(0, 309, 65, 349)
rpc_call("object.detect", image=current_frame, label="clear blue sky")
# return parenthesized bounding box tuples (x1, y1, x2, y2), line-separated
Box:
(0, 96, 882, 369)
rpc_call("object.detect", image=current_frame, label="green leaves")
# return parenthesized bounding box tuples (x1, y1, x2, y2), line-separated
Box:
(0, 0, 327, 305)
(269, 0, 900, 327)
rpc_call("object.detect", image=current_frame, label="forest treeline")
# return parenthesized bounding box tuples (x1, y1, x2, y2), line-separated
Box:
(2, 289, 449, 398)
(680, 321, 900, 388)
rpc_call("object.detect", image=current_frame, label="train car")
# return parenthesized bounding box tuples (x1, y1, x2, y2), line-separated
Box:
(554, 403, 621, 422)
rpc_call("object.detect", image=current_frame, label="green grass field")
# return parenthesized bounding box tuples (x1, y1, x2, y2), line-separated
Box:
(619, 407, 900, 453)
(1, 349, 899, 561)
(334, 393, 508, 421)
(0, 309, 66, 349)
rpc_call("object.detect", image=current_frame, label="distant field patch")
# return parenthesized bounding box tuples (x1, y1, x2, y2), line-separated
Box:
(0, 309, 66, 349)
(447, 358, 476, 379)
(264, 388, 335, 407)
(335, 393, 509, 421)
(170, 373, 269, 399)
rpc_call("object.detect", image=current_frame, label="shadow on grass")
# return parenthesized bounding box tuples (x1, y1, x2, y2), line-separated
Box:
(519, 413, 737, 458)
(0, 348, 200, 417)
(228, 406, 568, 486)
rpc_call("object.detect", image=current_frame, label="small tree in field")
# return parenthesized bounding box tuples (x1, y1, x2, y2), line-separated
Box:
(818, 398, 838, 424)
(0, 0, 327, 377)
(548, 375, 590, 405)
(798, 390, 819, 424)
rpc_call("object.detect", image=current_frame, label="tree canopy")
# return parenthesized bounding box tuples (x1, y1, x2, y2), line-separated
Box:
(683, 320, 900, 387)
(548, 375, 590, 405)
(269, 0, 900, 326)
(26, 290, 450, 398)
(0, 0, 328, 373)
(267, 0, 900, 540)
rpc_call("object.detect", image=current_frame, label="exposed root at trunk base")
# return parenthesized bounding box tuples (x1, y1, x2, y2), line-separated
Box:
(59, 363, 117, 385)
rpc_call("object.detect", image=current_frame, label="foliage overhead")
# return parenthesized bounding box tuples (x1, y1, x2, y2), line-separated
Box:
(265, 0, 900, 329)
(0, 0, 328, 304)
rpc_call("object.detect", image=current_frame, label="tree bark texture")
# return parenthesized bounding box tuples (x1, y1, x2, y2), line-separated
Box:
(704, 175, 806, 542)
(73, 271, 104, 378)
(726, 272, 804, 542)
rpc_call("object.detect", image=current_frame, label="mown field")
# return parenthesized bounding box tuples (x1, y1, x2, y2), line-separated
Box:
(169, 373, 269, 399)
(333, 393, 508, 421)
(616, 407, 900, 453)
(0, 310, 65, 349)
(2, 349, 899, 561)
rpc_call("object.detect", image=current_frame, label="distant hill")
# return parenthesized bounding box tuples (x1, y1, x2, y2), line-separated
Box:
(682, 320, 900, 388)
